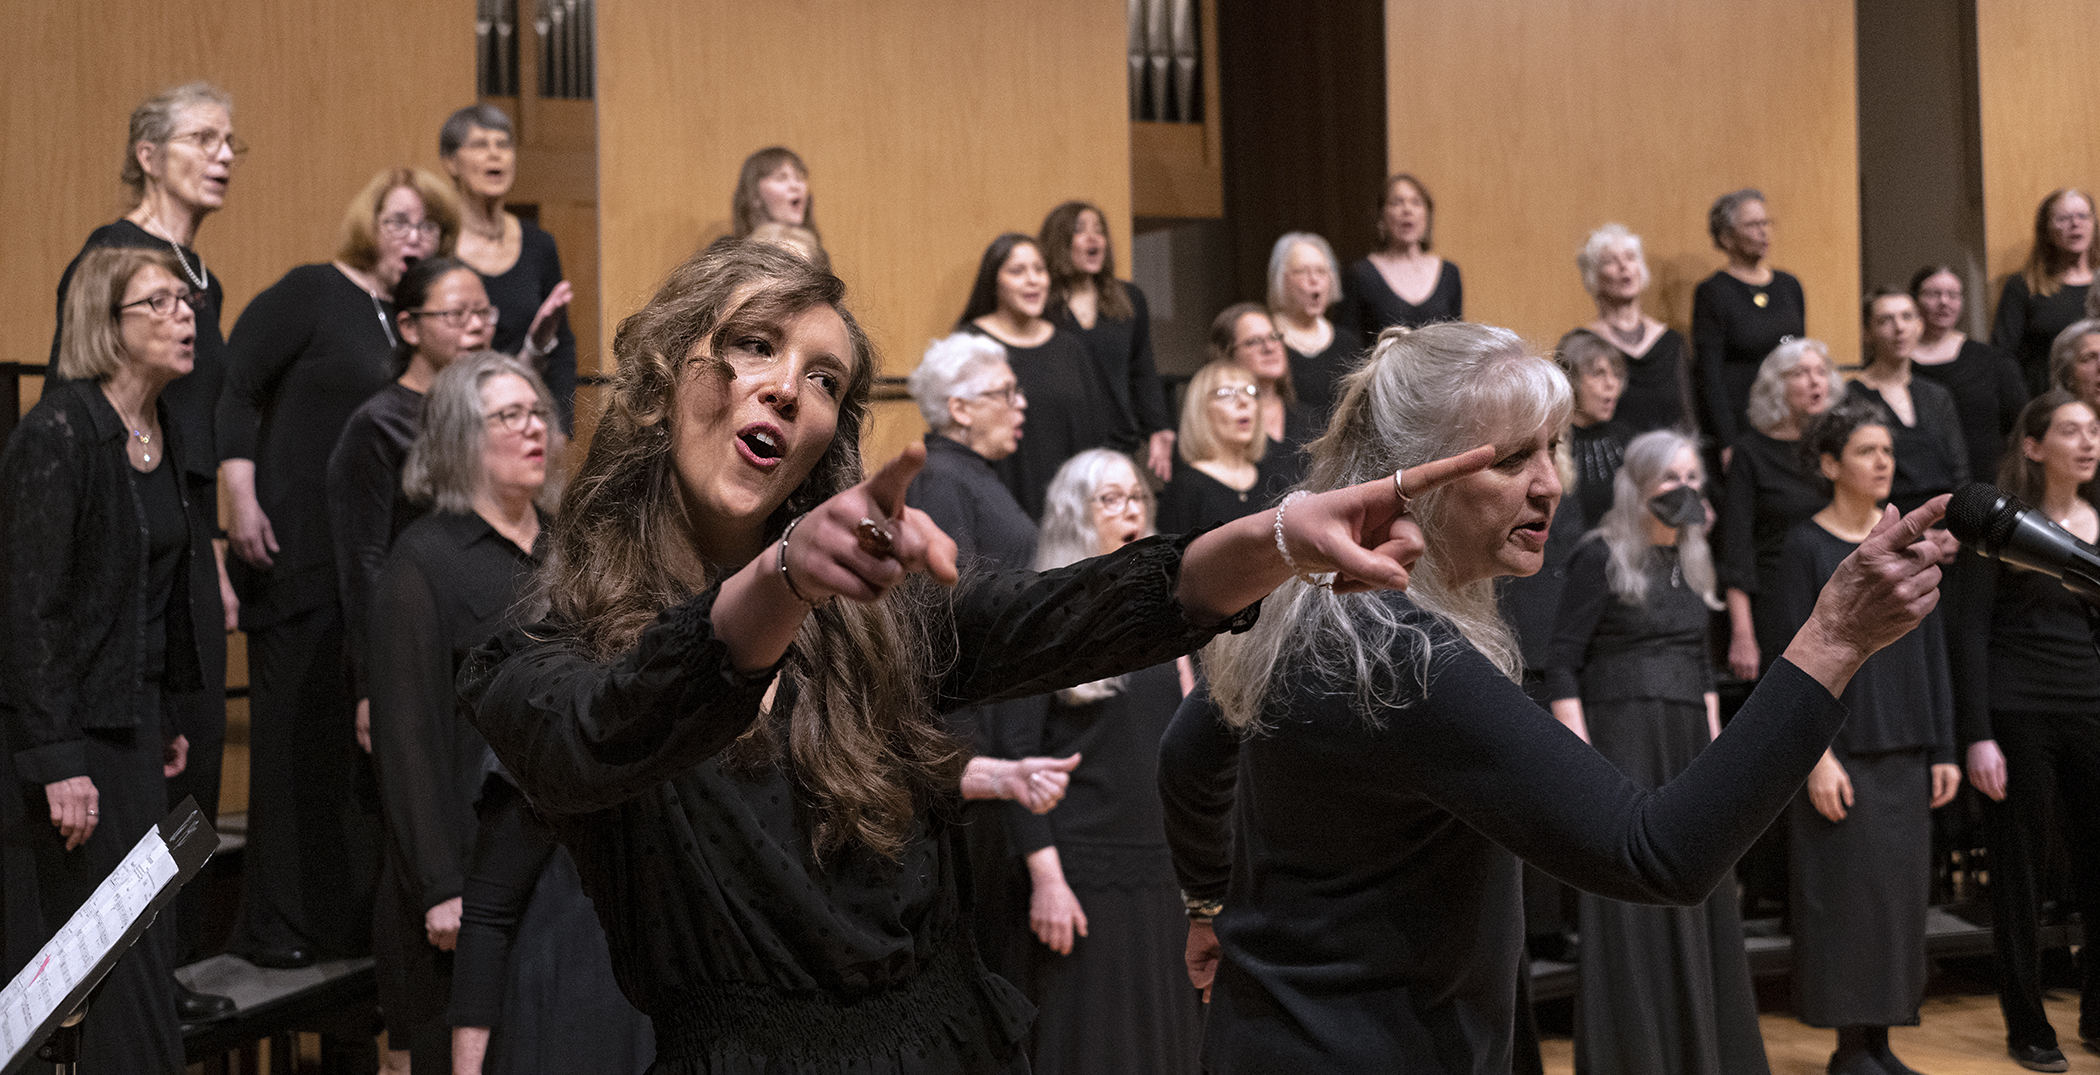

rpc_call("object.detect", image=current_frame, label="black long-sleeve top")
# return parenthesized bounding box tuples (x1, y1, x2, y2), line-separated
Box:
(1336, 257, 1462, 337)
(1285, 322, 1366, 418)
(1032, 661, 1181, 882)
(217, 263, 398, 628)
(1569, 420, 1631, 530)
(1912, 338, 2028, 485)
(1993, 275, 2092, 397)
(904, 434, 1036, 572)
(480, 220, 578, 433)
(1613, 328, 1698, 436)
(974, 325, 1122, 520)
(49, 221, 227, 488)
(1776, 522, 1954, 762)
(1158, 593, 1847, 1075)
(1843, 377, 1970, 514)
(460, 534, 1256, 1070)
(1050, 283, 1170, 452)
(1544, 541, 1714, 706)
(1691, 269, 1805, 447)
(369, 509, 542, 915)
(1, 380, 209, 785)
(1717, 429, 1828, 666)
(1156, 457, 1269, 537)
(1948, 558, 2100, 744)
(328, 382, 428, 698)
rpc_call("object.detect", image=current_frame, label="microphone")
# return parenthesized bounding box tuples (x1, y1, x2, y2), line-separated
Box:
(1946, 482, 2100, 605)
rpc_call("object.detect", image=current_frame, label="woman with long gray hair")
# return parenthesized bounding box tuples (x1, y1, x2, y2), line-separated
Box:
(1545, 429, 1766, 1075)
(1161, 322, 1957, 1072)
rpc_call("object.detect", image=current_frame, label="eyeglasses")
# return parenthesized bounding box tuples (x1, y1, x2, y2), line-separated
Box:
(1211, 383, 1259, 401)
(378, 215, 443, 241)
(1232, 331, 1285, 352)
(412, 304, 499, 328)
(1094, 489, 1142, 515)
(459, 134, 514, 154)
(167, 129, 249, 159)
(485, 403, 551, 433)
(116, 289, 197, 318)
(2052, 211, 2095, 227)
(1735, 217, 1773, 232)
(971, 383, 1025, 406)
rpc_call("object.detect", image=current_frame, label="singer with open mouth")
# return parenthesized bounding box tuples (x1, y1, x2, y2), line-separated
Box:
(1160, 323, 1958, 1074)
(459, 239, 1480, 1074)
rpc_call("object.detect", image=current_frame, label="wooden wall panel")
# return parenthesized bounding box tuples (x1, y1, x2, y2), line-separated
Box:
(1976, 0, 2100, 322)
(3, 0, 476, 374)
(596, 0, 1131, 464)
(1383, 0, 1861, 362)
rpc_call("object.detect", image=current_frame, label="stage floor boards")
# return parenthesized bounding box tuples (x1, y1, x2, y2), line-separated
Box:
(1540, 990, 2096, 1073)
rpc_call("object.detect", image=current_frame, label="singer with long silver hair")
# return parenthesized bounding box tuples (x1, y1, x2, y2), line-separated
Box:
(1950, 389, 2100, 1072)
(1775, 398, 1962, 1075)
(1161, 322, 1957, 1073)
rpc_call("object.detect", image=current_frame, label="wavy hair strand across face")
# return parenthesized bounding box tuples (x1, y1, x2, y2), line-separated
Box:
(1592, 429, 1721, 610)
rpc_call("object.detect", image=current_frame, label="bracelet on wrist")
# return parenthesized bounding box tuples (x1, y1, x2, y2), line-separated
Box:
(777, 513, 820, 605)
(1182, 893, 1225, 921)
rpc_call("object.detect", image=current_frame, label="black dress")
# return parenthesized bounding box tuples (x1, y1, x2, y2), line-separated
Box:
(1691, 270, 1806, 448)
(1716, 430, 1827, 672)
(48, 219, 230, 832)
(1337, 257, 1462, 337)
(1025, 663, 1200, 1075)
(1545, 542, 1768, 1075)
(1155, 457, 1266, 536)
(1050, 284, 1170, 455)
(1912, 338, 2028, 485)
(1569, 420, 1632, 530)
(1843, 378, 1970, 514)
(217, 261, 394, 960)
(1993, 276, 2092, 397)
(478, 221, 578, 432)
(972, 325, 1122, 520)
(1949, 560, 2100, 1052)
(1776, 522, 1954, 1028)
(327, 381, 427, 700)
(1, 381, 213, 1075)
(460, 534, 1256, 1073)
(1160, 597, 1849, 1075)
(1613, 328, 1698, 436)
(1285, 321, 1366, 418)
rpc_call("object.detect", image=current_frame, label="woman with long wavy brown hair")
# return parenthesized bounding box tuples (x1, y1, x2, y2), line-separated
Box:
(460, 238, 1478, 1073)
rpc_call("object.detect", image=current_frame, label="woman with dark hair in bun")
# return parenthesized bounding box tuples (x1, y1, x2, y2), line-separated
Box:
(1692, 189, 1805, 453)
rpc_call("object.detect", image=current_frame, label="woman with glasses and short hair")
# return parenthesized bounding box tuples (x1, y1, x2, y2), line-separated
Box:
(3, 248, 217, 1072)
(217, 165, 459, 970)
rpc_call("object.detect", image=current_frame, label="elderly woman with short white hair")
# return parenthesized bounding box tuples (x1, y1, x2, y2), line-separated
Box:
(905, 331, 1034, 570)
(1719, 338, 1846, 681)
(1267, 232, 1362, 417)
(1576, 223, 1695, 435)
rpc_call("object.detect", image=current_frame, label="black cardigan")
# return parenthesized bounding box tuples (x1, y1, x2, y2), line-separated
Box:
(2, 380, 210, 784)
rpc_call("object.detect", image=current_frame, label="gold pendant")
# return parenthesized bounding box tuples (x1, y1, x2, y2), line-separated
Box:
(1752, 292, 1769, 308)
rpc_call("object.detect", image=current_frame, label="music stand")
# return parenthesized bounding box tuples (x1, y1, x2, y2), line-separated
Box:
(0, 798, 217, 1075)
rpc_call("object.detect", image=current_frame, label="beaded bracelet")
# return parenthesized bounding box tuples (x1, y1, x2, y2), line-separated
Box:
(777, 513, 820, 605)
(1272, 490, 1322, 586)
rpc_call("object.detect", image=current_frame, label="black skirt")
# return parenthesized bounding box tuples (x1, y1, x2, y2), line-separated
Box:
(1788, 747, 1931, 1027)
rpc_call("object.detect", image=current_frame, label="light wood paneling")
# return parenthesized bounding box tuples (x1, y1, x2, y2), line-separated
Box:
(596, 0, 1132, 463)
(1383, 0, 1861, 362)
(1976, 0, 2100, 323)
(3, 0, 476, 370)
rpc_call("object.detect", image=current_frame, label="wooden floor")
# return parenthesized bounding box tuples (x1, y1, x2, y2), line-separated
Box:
(1541, 991, 2095, 1074)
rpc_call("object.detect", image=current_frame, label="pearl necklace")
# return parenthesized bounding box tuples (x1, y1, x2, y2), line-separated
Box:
(138, 213, 208, 293)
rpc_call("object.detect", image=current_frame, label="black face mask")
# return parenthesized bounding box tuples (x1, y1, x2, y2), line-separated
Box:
(1647, 485, 1705, 529)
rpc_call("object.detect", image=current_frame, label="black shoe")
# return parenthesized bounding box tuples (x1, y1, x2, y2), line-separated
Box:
(1828, 1049, 1884, 1075)
(1870, 1047, 1927, 1075)
(241, 945, 314, 969)
(2008, 1044, 2068, 1072)
(174, 979, 237, 1024)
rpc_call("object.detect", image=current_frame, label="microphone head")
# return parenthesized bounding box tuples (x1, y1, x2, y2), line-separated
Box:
(1946, 482, 2024, 551)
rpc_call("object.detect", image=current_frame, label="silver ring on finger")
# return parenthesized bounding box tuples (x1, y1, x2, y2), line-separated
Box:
(1393, 469, 1413, 514)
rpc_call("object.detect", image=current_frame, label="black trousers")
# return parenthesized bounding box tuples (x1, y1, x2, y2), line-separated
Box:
(230, 602, 379, 960)
(1985, 708, 2100, 1049)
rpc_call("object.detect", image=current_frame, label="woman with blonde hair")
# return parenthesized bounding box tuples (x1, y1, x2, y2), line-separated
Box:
(1157, 361, 1274, 535)
(218, 164, 459, 968)
(1547, 430, 1765, 1075)
(1996, 188, 2095, 394)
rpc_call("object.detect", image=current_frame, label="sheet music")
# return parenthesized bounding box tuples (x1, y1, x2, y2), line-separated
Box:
(0, 828, 177, 1062)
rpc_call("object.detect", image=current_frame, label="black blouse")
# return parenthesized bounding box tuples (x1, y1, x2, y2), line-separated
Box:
(1910, 338, 2027, 484)
(1613, 328, 1698, 436)
(1843, 378, 1970, 514)
(1776, 522, 1954, 761)
(49, 220, 227, 486)
(973, 325, 1122, 520)
(479, 221, 579, 433)
(327, 381, 427, 698)
(1569, 421, 1631, 530)
(1, 380, 209, 784)
(1156, 457, 1266, 537)
(369, 510, 543, 915)
(1049, 283, 1170, 453)
(1993, 275, 2092, 397)
(1690, 270, 1806, 446)
(904, 434, 1035, 572)
(1336, 257, 1462, 338)
(217, 263, 398, 628)
(1159, 596, 1847, 1074)
(1717, 429, 1827, 666)
(1545, 541, 1713, 706)
(1285, 321, 1366, 418)
(461, 534, 1256, 1070)
(1949, 559, 2100, 743)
